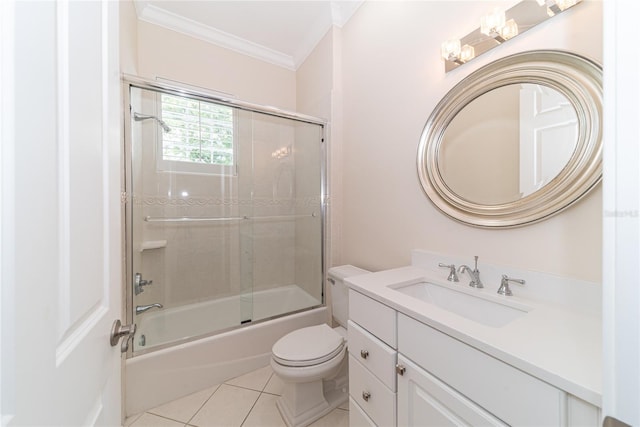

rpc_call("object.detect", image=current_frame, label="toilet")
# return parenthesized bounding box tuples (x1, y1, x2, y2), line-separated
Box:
(270, 265, 369, 427)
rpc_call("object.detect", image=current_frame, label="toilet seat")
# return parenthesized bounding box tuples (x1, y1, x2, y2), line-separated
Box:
(272, 324, 345, 367)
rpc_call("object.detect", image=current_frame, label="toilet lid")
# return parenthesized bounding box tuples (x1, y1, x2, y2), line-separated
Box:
(272, 324, 345, 367)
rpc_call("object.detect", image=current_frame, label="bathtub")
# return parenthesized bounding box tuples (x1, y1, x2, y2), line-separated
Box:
(125, 285, 328, 416)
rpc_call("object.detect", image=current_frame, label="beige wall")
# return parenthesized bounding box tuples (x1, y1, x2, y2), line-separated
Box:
(442, 85, 520, 204)
(136, 20, 297, 110)
(295, 29, 342, 271)
(119, 0, 138, 75)
(339, 1, 602, 282)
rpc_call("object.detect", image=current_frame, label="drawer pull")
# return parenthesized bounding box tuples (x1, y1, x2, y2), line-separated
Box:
(360, 349, 369, 359)
(362, 391, 371, 401)
(396, 364, 406, 375)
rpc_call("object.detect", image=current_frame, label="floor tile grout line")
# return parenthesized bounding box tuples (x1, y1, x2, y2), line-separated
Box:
(261, 390, 281, 397)
(184, 383, 221, 426)
(135, 368, 283, 427)
(223, 381, 272, 395)
(239, 390, 264, 427)
(124, 412, 143, 426)
(139, 411, 191, 425)
(261, 372, 275, 392)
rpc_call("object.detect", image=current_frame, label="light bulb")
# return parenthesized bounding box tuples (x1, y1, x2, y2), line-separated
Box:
(546, 0, 579, 16)
(480, 8, 506, 37)
(441, 39, 461, 61)
(459, 45, 475, 63)
(558, 0, 578, 10)
(500, 19, 519, 40)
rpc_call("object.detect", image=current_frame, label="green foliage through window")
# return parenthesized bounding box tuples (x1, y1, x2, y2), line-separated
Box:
(161, 94, 234, 166)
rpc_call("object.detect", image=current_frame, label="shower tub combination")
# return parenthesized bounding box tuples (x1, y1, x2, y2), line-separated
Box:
(123, 76, 328, 415)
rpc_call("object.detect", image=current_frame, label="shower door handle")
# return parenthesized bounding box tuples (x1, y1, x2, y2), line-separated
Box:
(110, 319, 137, 353)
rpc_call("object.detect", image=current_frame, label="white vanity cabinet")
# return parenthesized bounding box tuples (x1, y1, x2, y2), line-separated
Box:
(348, 289, 601, 427)
(348, 290, 398, 427)
(396, 313, 601, 427)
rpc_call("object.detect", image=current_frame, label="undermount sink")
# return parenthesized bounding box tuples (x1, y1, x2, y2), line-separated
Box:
(391, 281, 530, 327)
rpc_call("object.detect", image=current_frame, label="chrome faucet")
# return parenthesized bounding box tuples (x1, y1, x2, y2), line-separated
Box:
(497, 275, 525, 296)
(438, 263, 459, 282)
(458, 256, 483, 288)
(136, 303, 163, 315)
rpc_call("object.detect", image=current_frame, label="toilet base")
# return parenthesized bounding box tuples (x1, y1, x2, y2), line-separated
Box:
(275, 378, 348, 427)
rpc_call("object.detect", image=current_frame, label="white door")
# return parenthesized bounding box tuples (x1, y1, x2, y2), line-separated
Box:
(1, 0, 123, 425)
(603, 1, 640, 425)
(518, 84, 579, 197)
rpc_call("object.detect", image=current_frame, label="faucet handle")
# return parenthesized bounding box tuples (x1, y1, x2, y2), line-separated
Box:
(498, 275, 526, 296)
(438, 263, 459, 282)
(134, 273, 153, 296)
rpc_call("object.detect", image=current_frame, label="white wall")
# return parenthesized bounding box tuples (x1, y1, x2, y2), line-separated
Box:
(339, 1, 603, 283)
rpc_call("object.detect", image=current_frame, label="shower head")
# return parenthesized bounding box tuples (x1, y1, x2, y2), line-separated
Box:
(133, 112, 172, 133)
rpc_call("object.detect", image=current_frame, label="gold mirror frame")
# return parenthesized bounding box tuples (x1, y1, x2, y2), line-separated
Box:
(417, 50, 602, 228)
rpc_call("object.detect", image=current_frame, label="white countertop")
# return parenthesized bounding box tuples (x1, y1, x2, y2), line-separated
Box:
(346, 260, 602, 407)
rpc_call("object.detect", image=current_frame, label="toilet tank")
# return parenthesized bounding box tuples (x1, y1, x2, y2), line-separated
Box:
(328, 265, 370, 327)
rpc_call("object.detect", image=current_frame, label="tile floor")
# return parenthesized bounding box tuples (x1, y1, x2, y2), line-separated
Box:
(124, 365, 349, 427)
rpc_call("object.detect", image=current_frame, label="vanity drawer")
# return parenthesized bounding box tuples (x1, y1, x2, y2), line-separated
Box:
(398, 314, 564, 427)
(348, 320, 397, 391)
(349, 354, 396, 427)
(349, 289, 397, 348)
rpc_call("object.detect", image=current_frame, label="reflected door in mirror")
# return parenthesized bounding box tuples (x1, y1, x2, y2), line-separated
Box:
(438, 84, 578, 206)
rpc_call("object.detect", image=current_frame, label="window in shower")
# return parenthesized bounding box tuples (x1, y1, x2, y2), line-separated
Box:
(158, 93, 237, 175)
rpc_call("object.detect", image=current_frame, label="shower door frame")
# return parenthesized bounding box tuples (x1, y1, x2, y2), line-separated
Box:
(122, 75, 329, 357)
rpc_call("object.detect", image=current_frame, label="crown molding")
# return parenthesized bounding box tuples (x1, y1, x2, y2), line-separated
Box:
(134, 1, 364, 71)
(137, 3, 297, 71)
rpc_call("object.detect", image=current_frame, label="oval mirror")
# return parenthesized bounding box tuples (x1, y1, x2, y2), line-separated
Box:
(417, 50, 602, 228)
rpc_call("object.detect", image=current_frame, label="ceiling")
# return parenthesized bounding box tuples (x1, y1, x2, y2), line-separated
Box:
(133, 1, 364, 70)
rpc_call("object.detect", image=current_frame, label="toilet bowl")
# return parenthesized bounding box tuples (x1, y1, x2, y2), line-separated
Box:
(270, 265, 369, 427)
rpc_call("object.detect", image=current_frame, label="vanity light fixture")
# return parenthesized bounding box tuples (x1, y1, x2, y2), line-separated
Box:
(536, 0, 580, 16)
(459, 44, 476, 63)
(440, 40, 476, 64)
(480, 8, 507, 41)
(480, 8, 518, 43)
(500, 19, 519, 40)
(441, 0, 582, 73)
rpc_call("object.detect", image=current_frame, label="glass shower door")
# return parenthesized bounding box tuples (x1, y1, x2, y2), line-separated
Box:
(125, 79, 325, 354)
(245, 111, 324, 323)
(128, 85, 251, 352)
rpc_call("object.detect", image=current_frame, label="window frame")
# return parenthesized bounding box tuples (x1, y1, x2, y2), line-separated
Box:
(156, 93, 238, 176)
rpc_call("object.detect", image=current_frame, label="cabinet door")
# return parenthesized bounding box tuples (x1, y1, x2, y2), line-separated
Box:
(397, 355, 507, 427)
